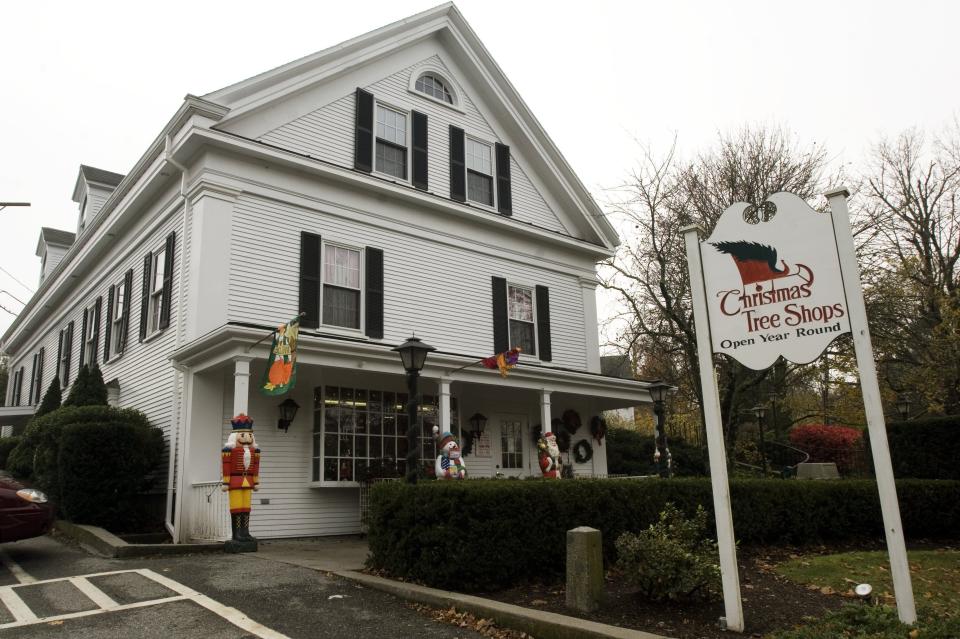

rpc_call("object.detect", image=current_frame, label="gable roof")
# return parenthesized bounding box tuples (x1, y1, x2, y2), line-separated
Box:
(202, 2, 619, 250)
(35, 227, 76, 256)
(80, 165, 125, 187)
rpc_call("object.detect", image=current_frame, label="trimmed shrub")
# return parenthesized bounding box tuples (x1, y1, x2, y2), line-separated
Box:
(606, 427, 707, 477)
(616, 503, 720, 601)
(788, 424, 863, 475)
(0, 436, 22, 470)
(63, 365, 107, 408)
(58, 420, 163, 530)
(35, 376, 62, 419)
(873, 416, 960, 480)
(367, 478, 960, 591)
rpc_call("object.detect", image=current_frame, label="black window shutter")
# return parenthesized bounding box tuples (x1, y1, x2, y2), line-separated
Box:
(492, 276, 508, 353)
(93, 296, 102, 363)
(35, 348, 44, 404)
(411, 111, 428, 191)
(105, 285, 114, 361)
(29, 353, 37, 405)
(121, 269, 133, 352)
(449, 126, 466, 202)
(496, 143, 513, 215)
(365, 247, 384, 339)
(299, 233, 321, 329)
(354, 88, 374, 172)
(64, 321, 73, 386)
(140, 252, 152, 341)
(57, 329, 63, 382)
(159, 232, 175, 330)
(535, 285, 552, 362)
(79, 307, 89, 368)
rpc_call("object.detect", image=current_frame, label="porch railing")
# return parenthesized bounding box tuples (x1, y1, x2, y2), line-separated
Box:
(190, 481, 231, 542)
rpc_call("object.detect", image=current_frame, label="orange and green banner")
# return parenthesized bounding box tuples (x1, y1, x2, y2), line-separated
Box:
(260, 316, 300, 396)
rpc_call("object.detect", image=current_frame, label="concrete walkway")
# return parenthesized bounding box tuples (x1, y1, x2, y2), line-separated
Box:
(254, 537, 669, 639)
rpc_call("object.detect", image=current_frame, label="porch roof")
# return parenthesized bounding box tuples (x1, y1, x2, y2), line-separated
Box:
(0, 405, 36, 429)
(170, 323, 654, 407)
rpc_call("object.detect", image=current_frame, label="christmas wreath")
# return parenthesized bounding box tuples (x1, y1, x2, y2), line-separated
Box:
(562, 409, 582, 434)
(590, 415, 607, 445)
(552, 418, 571, 452)
(573, 438, 593, 464)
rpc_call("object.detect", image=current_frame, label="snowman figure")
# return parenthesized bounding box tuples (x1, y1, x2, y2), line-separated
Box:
(432, 425, 467, 480)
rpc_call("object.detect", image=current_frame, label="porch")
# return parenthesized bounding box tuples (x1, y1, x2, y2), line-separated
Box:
(169, 324, 652, 543)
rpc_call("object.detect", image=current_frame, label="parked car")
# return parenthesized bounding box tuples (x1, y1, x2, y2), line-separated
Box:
(0, 477, 54, 543)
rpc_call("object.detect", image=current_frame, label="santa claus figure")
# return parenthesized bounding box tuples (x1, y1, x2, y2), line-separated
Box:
(432, 425, 466, 480)
(221, 414, 261, 544)
(538, 431, 562, 479)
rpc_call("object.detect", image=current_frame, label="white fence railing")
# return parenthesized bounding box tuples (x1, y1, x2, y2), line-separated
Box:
(190, 481, 231, 541)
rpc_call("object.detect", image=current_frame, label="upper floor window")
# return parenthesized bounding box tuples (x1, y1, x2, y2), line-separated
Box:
(149, 247, 166, 333)
(466, 138, 494, 206)
(322, 244, 362, 329)
(508, 284, 536, 356)
(375, 105, 407, 180)
(82, 302, 100, 365)
(414, 73, 453, 104)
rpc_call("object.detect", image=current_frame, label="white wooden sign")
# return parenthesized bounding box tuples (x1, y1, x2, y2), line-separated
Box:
(702, 192, 851, 369)
(683, 188, 917, 631)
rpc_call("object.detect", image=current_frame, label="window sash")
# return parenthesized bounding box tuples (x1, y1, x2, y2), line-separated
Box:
(500, 421, 524, 469)
(148, 249, 165, 333)
(375, 105, 406, 146)
(467, 171, 493, 206)
(465, 138, 492, 175)
(415, 74, 452, 103)
(322, 285, 360, 329)
(314, 385, 458, 483)
(375, 140, 407, 179)
(84, 306, 97, 362)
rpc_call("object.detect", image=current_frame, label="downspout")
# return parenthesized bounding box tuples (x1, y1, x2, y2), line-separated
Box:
(163, 133, 190, 539)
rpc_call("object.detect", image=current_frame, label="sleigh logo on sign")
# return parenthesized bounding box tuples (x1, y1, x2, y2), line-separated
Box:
(700, 193, 852, 370)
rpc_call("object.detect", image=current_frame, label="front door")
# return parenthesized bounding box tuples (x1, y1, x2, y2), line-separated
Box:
(492, 414, 529, 478)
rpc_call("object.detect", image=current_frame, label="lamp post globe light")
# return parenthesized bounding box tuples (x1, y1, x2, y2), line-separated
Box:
(392, 336, 436, 484)
(648, 381, 673, 478)
(895, 395, 912, 421)
(751, 404, 769, 475)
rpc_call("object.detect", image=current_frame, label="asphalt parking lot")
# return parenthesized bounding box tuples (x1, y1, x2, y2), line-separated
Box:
(0, 535, 485, 639)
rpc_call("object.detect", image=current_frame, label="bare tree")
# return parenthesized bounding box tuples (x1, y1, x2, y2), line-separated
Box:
(601, 126, 830, 452)
(860, 122, 960, 414)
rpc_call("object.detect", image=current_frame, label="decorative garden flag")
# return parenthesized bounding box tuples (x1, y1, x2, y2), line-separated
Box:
(481, 347, 521, 378)
(260, 316, 300, 395)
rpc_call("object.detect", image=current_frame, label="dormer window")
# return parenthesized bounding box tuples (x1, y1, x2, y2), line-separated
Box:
(415, 73, 453, 104)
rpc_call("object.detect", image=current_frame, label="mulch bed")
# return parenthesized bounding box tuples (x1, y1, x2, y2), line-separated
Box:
(473, 547, 847, 639)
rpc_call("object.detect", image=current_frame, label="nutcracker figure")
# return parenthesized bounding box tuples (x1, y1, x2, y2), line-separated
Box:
(221, 414, 260, 545)
(538, 431, 562, 479)
(432, 425, 466, 479)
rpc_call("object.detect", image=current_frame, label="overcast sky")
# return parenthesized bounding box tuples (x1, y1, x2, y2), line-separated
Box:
(1, 0, 957, 339)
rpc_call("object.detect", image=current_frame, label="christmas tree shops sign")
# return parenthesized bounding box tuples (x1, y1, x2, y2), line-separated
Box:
(700, 192, 851, 370)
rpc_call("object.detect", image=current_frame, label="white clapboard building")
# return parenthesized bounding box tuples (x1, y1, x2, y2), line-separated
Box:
(0, 3, 653, 542)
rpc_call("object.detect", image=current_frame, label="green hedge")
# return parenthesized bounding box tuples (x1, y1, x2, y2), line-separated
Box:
(367, 478, 960, 591)
(0, 436, 21, 470)
(606, 427, 707, 476)
(874, 416, 960, 480)
(58, 420, 163, 530)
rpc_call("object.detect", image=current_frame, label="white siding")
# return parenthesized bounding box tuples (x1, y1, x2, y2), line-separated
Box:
(228, 194, 588, 371)
(259, 55, 568, 235)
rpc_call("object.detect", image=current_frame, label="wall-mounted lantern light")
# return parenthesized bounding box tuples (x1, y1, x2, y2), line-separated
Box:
(277, 398, 300, 432)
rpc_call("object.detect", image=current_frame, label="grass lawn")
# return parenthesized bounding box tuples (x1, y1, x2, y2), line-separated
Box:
(774, 548, 960, 622)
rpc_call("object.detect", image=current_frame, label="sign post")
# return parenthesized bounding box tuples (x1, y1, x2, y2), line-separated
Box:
(683, 189, 916, 629)
(825, 187, 916, 624)
(683, 224, 744, 632)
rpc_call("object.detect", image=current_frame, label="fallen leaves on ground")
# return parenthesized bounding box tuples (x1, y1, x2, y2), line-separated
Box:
(408, 603, 533, 639)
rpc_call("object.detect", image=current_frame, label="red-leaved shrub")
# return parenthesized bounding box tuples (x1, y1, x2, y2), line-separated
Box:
(788, 424, 864, 475)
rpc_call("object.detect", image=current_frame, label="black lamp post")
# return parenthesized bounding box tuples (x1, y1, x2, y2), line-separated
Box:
(751, 404, 768, 475)
(468, 412, 487, 436)
(895, 395, 912, 421)
(392, 336, 436, 484)
(648, 381, 672, 478)
(277, 398, 300, 432)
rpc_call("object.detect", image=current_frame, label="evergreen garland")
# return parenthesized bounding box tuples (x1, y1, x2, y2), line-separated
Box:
(573, 439, 593, 464)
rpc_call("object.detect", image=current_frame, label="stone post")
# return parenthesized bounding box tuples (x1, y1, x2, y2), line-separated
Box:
(566, 526, 603, 612)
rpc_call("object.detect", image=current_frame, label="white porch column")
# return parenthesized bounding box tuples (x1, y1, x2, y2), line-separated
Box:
(439, 378, 451, 434)
(233, 357, 253, 416)
(540, 389, 552, 434)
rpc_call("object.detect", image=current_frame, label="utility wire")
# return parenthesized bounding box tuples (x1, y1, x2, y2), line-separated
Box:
(0, 303, 18, 316)
(0, 290, 26, 305)
(0, 266, 33, 295)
